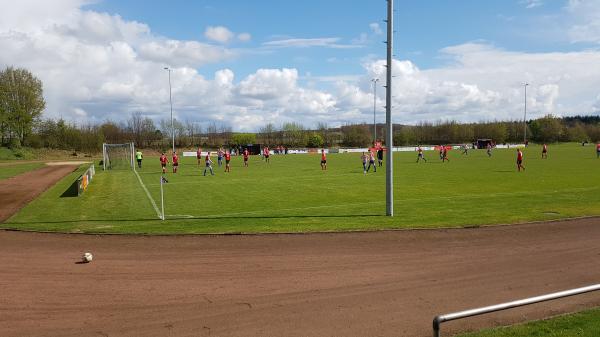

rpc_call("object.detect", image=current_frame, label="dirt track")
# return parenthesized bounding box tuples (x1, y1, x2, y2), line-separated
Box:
(1, 218, 599, 337)
(0, 165, 78, 222)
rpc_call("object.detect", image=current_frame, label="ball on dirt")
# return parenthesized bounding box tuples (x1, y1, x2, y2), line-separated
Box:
(82, 252, 93, 263)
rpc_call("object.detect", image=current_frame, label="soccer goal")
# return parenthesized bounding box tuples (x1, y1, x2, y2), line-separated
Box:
(103, 143, 135, 170)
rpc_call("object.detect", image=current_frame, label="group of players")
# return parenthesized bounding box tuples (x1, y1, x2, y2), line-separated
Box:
(153, 141, 600, 175)
(413, 142, 558, 172)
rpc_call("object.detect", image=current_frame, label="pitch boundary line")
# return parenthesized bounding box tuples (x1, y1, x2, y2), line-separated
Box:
(133, 169, 162, 219)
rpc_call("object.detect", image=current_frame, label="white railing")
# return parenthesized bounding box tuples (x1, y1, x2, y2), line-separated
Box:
(433, 283, 600, 337)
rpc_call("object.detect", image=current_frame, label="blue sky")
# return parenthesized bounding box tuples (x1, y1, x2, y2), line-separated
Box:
(87, 0, 582, 78)
(2, 0, 600, 130)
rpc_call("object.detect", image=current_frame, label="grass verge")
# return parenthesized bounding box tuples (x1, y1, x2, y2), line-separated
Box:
(0, 162, 45, 180)
(456, 307, 600, 337)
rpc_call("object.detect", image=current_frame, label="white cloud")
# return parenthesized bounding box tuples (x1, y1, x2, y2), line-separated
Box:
(370, 43, 600, 123)
(204, 26, 234, 43)
(237, 32, 252, 42)
(238, 68, 298, 99)
(2, 1, 600, 132)
(566, 0, 600, 43)
(369, 23, 383, 35)
(520, 0, 544, 9)
(263, 37, 361, 49)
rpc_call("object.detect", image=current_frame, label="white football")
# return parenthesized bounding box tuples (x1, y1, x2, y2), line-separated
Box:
(82, 252, 93, 263)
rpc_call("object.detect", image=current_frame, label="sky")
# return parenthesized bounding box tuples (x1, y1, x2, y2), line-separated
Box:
(1, 0, 600, 131)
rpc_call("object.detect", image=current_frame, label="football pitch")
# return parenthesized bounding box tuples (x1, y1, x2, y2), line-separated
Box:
(3, 143, 600, 234)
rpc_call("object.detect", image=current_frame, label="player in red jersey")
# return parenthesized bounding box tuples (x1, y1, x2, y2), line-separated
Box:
(596, 142, 600, 159)
(243, 148, 249, 167)
(442, 146, 450, 162)
(542, 144, 548, 159)
(264, 146, 270, 163)
(172, 151, 179, 173)
(196, 147, 202, 167)
(203, 151, 215, 176)
(224, 150, 231, 172)
(159, 152, 169, 174)
(320, 149, 327, 170)
(517, 148, 525, 171)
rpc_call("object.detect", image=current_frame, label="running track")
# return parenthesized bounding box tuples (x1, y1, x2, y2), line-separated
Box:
(1, 218, 599, 336)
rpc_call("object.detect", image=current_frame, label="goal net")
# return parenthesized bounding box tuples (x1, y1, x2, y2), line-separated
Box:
(103, 143, 135, 170)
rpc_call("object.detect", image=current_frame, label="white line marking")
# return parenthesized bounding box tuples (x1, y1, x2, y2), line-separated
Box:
(134, 169, 162, 219)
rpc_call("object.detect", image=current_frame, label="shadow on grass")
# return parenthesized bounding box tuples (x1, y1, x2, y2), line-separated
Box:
(2, 213, 383, 226)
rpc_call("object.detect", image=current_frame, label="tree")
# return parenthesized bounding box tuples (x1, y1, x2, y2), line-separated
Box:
(564, 122, 588, 142)
(282, 122, 305, 147)
(259, 123, 276, 146)
(0, 67, 45, 146)
(341, 124, 371, 147)
(231, 133, 256, 146)
(394, 126, 417, 146)
(529, 115, 563, 143)
(185, 120, 201, 146)
(306, 133, 324, 148)
(100, 121, 123, 144)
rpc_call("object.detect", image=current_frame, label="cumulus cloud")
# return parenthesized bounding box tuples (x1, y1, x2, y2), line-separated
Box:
(2, 1, 600, 132)
(566, 0, 600, 43)
(369, 43, 600, 123)
(204, 26, 234, 43)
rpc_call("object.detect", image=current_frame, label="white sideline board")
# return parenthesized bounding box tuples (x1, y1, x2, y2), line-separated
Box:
(182, 145, 525, 157)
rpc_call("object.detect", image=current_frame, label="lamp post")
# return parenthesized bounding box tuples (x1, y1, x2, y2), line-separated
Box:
(371, 78, 379, 145)
(164, 67, 175, 153)
(523, 83, 529, 144)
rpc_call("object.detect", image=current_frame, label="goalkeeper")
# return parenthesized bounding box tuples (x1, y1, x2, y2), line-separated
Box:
(135, 150, 143, 169)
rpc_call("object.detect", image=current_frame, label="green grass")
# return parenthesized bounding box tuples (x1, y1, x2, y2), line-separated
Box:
(0, 162, 45, 180)
(456, 307, 600, 337)
(0, 146, 35, 160)
(3, 143, 600, 234)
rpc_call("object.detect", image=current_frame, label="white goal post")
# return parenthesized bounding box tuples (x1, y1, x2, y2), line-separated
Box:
(103, 143, 135, 171)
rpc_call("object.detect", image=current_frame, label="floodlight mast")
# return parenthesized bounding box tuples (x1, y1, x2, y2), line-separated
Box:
(165, 67, 175, 154)
(385, 0, 394, 216)
(372, 78, 379, 144)
(523, 83, 529, 144)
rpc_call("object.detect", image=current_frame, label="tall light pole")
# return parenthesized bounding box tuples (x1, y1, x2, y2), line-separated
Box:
(164, 67, 175, 153)
(523, 83, 529, 144)
(385, 0, 394, 217)
(371, 78, 379, 145)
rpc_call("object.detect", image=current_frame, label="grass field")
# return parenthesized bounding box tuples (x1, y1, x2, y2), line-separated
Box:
(2, 143, 600, 234)
(456, 307, 600, 337)
(0, 162, 45, 181)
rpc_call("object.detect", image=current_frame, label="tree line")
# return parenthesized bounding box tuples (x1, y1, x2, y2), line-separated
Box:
(2, 67, 600, 155)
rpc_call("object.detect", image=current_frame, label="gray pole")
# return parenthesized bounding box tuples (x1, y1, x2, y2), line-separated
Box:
(523, 83, 528, 144)
(385, 0, 394, 216)
(160, 176, 165, 221)
(165, 67, 175, 154)
(372, 78, 379, 145)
